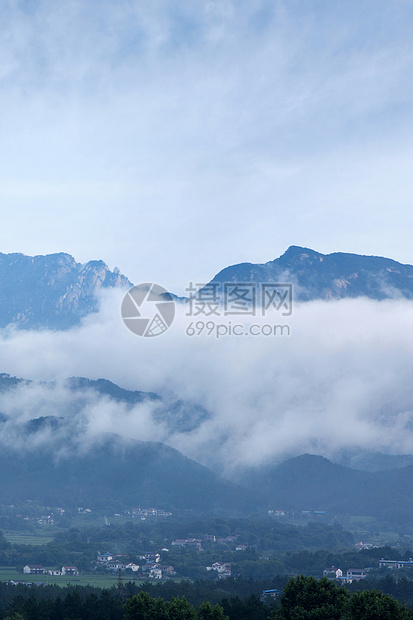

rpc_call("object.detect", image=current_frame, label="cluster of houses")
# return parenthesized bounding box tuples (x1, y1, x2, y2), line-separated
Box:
(268, 510, 328, 518)
(323, 567, 369, 583)
(324, 558, 413, 582)
(355, 541, 377, 551)
(172, 538, 203, 551)
(131, 507, 172, 519)
(379, 558, 413, 569)
(323, 558, 413, 583)
(171, 534, 246, 552)
(37, 515, 55, 526)
(23, 565, 79, 576)
(206, 562, 231, 578)
(96, 552, 175, 580)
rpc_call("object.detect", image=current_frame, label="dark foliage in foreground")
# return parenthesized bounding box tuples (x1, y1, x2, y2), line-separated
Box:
(0, 575, 412, 619)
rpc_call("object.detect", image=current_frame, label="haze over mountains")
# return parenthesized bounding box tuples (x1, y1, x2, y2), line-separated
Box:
(0, 373, 242, 511)
(2, 246, 413, 329)
(1, 247, 413, 518)
(1, 372, 413, 520)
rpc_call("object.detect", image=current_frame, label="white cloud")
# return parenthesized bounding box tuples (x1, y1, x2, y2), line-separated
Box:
(1, 289, 413, 474)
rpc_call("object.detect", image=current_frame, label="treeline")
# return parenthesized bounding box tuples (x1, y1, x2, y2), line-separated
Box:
(348, 574, 413, 610)
(273, 576, 413, 619)
(0, 577, 413, 619)
(52, 517, 355, 551)
(0, 533, 89, 571)
(276, 546, 411, 577)
(0, 580, 275, 620)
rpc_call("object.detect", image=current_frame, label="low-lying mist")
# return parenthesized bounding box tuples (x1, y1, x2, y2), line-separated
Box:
(1, 288, 413, 476)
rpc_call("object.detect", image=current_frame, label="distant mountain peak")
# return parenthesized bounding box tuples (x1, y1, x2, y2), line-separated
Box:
(280, 245, 321, 257)
(275, 246, 325, 267)
(0, 251, 133, 330)
(210, 246, 413, 302)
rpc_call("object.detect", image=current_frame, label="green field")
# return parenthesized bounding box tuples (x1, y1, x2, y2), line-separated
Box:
(2, 532, 55, 546)
(0, 567, 145, 588)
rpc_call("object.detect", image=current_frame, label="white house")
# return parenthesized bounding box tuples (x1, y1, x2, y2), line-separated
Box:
(125, 563, 140, 572)
(323, 567, 343, 579)
(346, 569, 367, 582)
(157, 564, 176, 576)
(107, 561, 127, 571)
(23, 565, 46, 575)
(149, 568, 163, 579)
(62, 566, 79, 576)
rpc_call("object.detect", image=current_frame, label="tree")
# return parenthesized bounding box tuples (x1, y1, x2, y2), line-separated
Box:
(272, 576, 413, 620)
(124, 593, 199, 620)
(345, 589, 412, 620)
(221, 594, 269, 620)
(167, 596, 198, 620)
(123, 592, 169, 620)
(197, 601, 229, 619)
(275, 576, 349, 620)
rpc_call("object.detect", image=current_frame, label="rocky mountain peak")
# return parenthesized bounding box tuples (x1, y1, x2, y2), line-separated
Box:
(0, 252, 133, 329)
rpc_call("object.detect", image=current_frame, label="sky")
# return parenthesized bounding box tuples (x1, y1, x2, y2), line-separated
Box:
(2, 1, 413, 472)
(1, 0, 413, 293)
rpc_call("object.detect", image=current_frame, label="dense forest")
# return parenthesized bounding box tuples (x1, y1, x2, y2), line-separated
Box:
(0, 576, 413, 619)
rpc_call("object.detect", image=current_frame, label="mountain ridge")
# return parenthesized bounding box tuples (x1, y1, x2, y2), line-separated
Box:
(1, 246, 413, 329)
(209, 245, 413, 301)
(244, 453, 413, 522)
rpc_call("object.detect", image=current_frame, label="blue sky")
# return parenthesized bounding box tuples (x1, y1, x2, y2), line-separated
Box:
(1, 0, 413, 292)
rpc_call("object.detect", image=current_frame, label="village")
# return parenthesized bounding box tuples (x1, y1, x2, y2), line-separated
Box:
(3, 504, 413, 588)
(19, 529, 252, 581)
(93, 532, 247, 580)
(19, 527, 406, 584)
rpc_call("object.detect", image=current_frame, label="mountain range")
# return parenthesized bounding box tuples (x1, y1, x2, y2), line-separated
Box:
(1, 373, 413, 520)
(1, 246, 413, 330)
(0, 373, 211, 435)
(0, 374, 244, 512)
(0, 435, 252, 514)
(1, 248, 413, 520)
